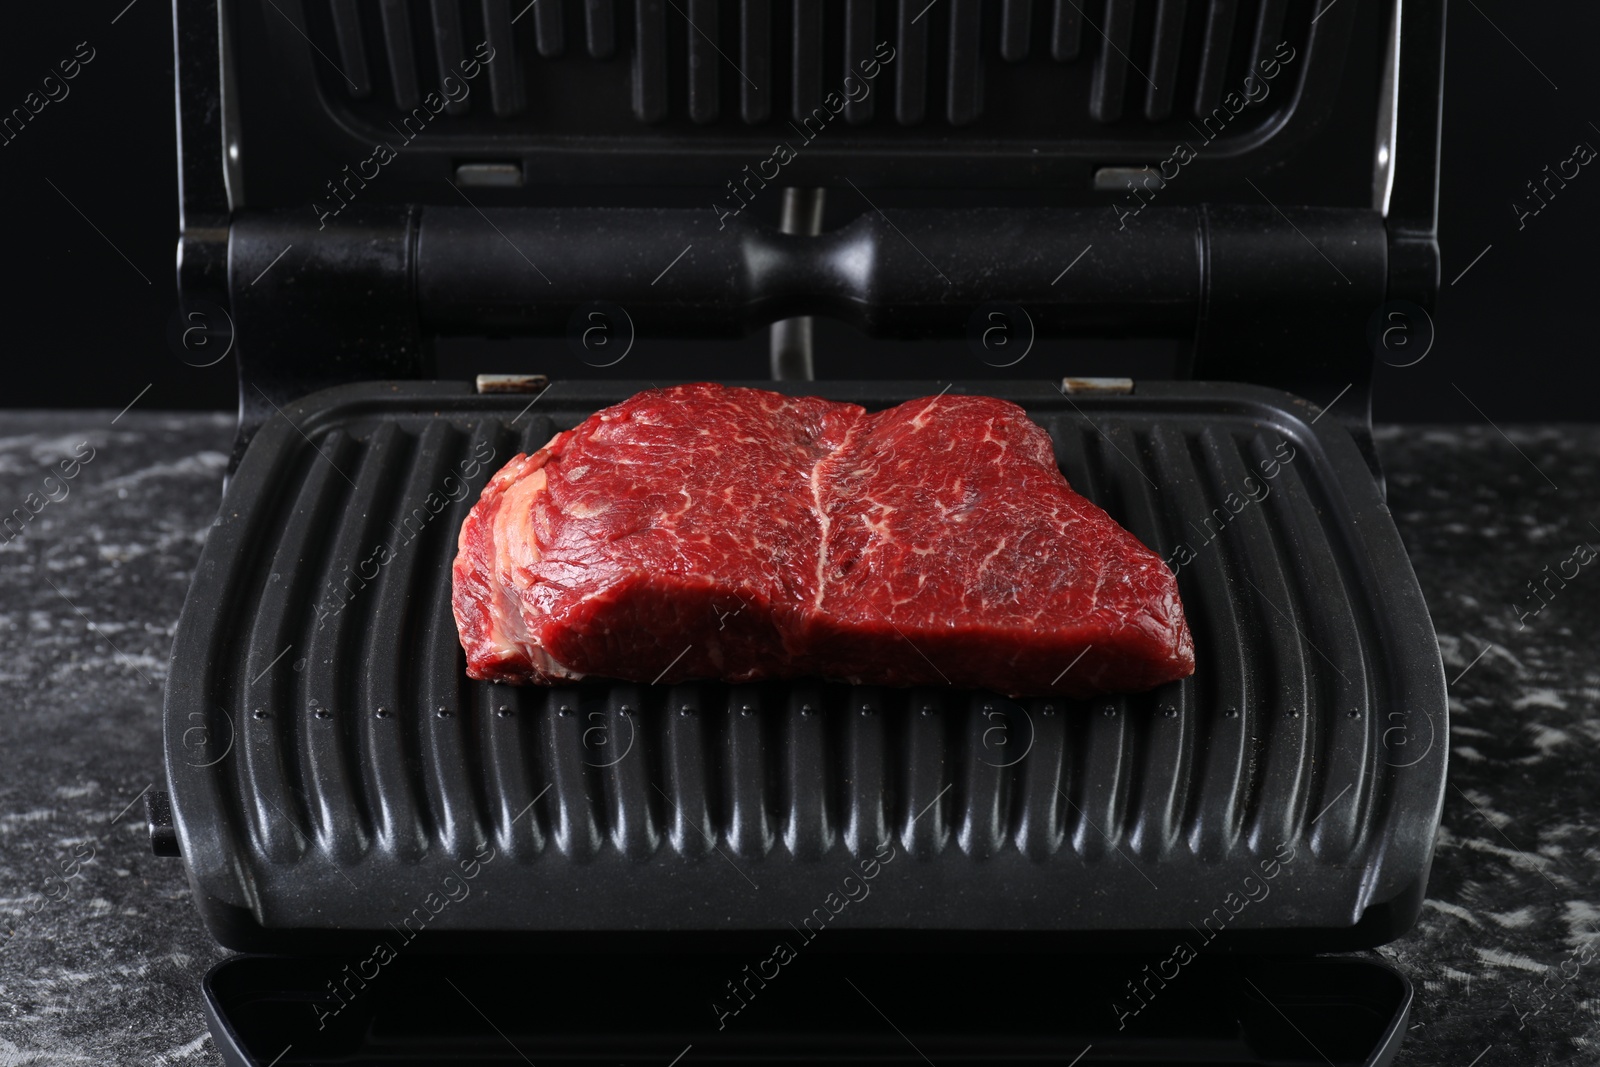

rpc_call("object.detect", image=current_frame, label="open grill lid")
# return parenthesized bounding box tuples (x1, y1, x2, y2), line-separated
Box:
(173, 0, 1444, 461)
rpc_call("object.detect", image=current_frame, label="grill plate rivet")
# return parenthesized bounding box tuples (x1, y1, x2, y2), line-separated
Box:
(497, 705, 513, 717)
(558, 706, 572, 717)
(436, 705, 452, 718)
(252, 708, 269, 720)
(314, 708, 332, 720)
(376, 707, 391, 719)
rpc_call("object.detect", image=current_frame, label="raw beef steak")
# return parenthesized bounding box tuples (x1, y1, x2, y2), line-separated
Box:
(452, 383, 1193, 698)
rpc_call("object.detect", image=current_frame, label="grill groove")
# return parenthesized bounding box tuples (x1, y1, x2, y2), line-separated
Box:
(1149, 424, 1245, 861)
(236, 432, 353, 866)
(739, 0, 771, 123)
(1091, 0, 1137, 123)
(480, 0, 526, 115)
(328, 0, 375, 98)
(428, 0, 470, 115)
(1051, 0, 1083, 60)
(1250, 0, 1288, 75)
(663, 686, 717, 857)
(418, 423, 496, 855)
(843, 691, 890, 855)
(1014, 700, 1065, 858)
(585, 0, 616, 57)
(632, 0, 668, 120)
(1000, 0, 1032, 62)
(946, 0, 983, 125)
(791, 0, 825, 121)
(957, 696, 1006, 858)
(1145, 0, 1188, 120)
(902, 695, 949, 857)
(1266, 435, 1378, 865)
(1104, 424, 1189, 861)
(686, 0, 720, 123)
(894, 0, 929, 125)
(545, 693, 604, 858)
(295, 428, 374, 863)
(1194, 0, 1239, 114)
(1204, 427, 1307, 853)
(360, 422, 433, 862)
(844, 0, 877, 125)
(533, 0, 566, 57)
(378, 0, 422, 109)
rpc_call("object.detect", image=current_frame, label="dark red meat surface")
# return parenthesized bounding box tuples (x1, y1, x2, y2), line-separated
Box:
(452, 383, 1194, 698)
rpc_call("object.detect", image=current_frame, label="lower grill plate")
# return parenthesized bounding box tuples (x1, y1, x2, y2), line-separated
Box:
(163, 380, 1446, 952)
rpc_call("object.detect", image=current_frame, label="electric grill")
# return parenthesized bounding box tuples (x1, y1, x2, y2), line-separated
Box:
(155, 0, 1448, 1062)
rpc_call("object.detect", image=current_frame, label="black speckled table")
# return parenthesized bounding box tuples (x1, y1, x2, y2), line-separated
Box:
(0, 412, 1596, 1065)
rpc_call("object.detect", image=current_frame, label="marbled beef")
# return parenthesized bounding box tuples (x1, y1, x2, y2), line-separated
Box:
(452, 383, 1193, 698)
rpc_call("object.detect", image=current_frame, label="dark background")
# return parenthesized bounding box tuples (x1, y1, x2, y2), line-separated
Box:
(3, 1, 1595, 422)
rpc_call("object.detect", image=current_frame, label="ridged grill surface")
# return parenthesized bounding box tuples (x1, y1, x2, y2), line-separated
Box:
(299, 0, 1321, 127)
(165, 381, 1445, 946)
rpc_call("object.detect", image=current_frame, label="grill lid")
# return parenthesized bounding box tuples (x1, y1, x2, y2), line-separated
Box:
(172, 0, 1446, 462)
(228, 0, 1372, 192)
